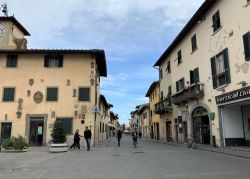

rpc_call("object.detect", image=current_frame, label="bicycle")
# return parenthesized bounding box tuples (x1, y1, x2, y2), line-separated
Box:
(186, 136, 197, 149)
(133, 136, 138, 148)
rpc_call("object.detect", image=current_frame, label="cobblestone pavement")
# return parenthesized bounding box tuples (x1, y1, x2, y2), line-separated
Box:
(0, 136, 250, 179)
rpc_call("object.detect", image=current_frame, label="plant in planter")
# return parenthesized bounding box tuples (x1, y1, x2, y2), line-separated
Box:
(1, 135, 29, 152)
(50, 119, 68, 152)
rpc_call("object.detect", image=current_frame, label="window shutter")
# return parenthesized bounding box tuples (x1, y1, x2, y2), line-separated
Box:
(46, 88, 58, 101)
(79, 88, 90, 101)
(190, 70, 194, 84)
(3, 88, 15, 101)
(223, 48, 231, 84)
(176, 81, 179, 92)
(59, 55, 64, 67)
(44, 55, 49, 67)
(210, 56, 217, 88)
(243, 32, 250, 61)
(194, 68, 200, 83)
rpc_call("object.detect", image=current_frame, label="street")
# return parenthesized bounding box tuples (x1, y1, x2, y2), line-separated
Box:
(0, 136, 250, 179)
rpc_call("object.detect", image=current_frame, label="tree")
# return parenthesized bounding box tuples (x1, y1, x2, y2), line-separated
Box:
(51, 119, 66, 143)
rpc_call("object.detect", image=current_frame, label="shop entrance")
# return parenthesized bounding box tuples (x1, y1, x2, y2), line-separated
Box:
(166, 121, 172, 141)
(29, 118, 44, 146)
(192, 107, 210, 144)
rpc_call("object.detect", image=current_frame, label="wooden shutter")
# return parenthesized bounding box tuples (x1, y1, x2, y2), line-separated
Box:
(191, 35, 197, 51)
(194, 68, 200, 83)
(59, 55, 64, 67)
(223, 48, 231, 84)
(79, 88, 90, 101)
(58, 118, 72, 135)
(212, 11, 220, 32)
(3, 88, 15, 101)
(44, 55, 49, 67)
(210, 56, 217, 89)
(46, 88, 58, 101)
(243, 32, 250, 61)
(190, 70, 194, 84)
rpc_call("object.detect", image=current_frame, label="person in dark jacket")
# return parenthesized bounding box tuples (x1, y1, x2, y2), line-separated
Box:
(84, 126, 92, 151)
(116, 130, 122, 147)
(70, 129, 82, 150)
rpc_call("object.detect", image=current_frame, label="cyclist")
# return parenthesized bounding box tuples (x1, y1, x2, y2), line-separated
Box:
(132, 129, 138, 147)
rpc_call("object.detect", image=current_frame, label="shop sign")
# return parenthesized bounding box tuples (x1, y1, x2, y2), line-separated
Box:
(210, 112, 215, 120)
(215, 86, 250, 104)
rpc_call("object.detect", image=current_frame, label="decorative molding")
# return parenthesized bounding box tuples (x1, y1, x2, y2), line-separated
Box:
(33, 91, 43, 104)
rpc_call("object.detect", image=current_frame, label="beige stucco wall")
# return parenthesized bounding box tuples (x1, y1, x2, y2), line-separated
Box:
(0, 53, 100, 146)
(158, 0, 250, 146)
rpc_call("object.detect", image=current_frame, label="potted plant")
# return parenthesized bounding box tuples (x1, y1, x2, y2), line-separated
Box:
(49, 119, 68, 152)
(1, 135, 29, 152)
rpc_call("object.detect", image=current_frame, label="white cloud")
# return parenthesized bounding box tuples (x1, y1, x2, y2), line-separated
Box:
(101, 73, 129, 88)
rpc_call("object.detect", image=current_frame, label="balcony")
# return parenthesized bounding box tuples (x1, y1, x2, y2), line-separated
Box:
(154, 97, 173, 114)
(172, 83, 204, 105)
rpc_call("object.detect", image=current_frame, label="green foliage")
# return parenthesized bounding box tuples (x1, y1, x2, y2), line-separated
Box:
(51, 120, 66, 143)
(1, 135, 29, 150)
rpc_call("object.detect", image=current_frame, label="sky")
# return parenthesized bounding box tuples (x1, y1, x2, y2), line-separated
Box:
(5, 0, 204, 125)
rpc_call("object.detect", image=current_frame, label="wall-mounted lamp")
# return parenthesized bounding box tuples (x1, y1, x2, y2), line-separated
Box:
(237, 81, 248, 87)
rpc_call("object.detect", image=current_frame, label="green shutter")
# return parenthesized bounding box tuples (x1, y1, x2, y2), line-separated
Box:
(44, 55, 49, 67)
(194, 68, 200, 83)
(210, 56, 217, 89)
(59, 55, 64, 67)
(3, 88, 15, 102)
(243, 32, 250, 61)
(47, 88, 58, 101)
(223, 48, 231, 84)
(176, 81, 179, 92)
(57, 118, 72, 135)
(79, 88, 90, 101)
(212, 11, 220, 32)
(190, 70, 194, 84)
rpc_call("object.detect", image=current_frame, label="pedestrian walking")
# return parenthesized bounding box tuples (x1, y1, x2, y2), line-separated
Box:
(116, 130, 122, 146)
(84, 126, 92, 151)
(70, 129, 82, 150)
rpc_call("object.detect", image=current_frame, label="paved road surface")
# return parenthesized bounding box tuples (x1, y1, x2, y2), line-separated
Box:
(0, 135, 250, 179)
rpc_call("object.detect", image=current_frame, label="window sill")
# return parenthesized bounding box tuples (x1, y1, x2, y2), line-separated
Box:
(191, 48, 198, 54)
(216, 84, 228, 91)
(212, 26, 223, 36)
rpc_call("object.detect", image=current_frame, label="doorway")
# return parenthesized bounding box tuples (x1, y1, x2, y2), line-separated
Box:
(156, 123, 160, 140)
(192, 106, 210, 144)
(29, 118, 44, 146)
(1, 122, 12, 141)
(166, 121, 172, 141)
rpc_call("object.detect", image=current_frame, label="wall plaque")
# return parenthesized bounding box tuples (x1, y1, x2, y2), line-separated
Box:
(33, 91, 43, 104)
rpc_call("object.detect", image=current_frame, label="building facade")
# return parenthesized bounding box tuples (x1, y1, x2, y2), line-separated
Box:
(154, 0, 250, 147)
(0, 16, 107, 147)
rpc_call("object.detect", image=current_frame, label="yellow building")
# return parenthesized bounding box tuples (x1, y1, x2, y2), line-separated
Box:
(0, 16, 107, 147)
(146, 81, 172, 141)
(154, 0, 250, 147)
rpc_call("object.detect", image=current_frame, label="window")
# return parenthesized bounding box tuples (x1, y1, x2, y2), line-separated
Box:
(212, 10, 221, 32)
(3, 88, 15, 102)
(176, 78, 185, 92)
(210, 48, 231, 89)
(191, 34, 197, 52)
(177, 50, 182, 64)
(79, 87, 90, 101)
(44, 55, 63, 68)
(46, 87, 58, 101)
(159, 69, 163, 80)
(166, 61, 171, 73)
(248, 0, 250, 3)
(6, 55, 18, 67)
(57, 118, 72, 135)
(190, 68, 200, 84)
(168, 86, 172, 96)
(243, 32, 250, 61)
(143, 112, 147, 119)
(160, 91, 163, 101)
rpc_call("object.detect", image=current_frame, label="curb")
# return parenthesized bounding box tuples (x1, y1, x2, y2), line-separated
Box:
(147, 139, 250, 160)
